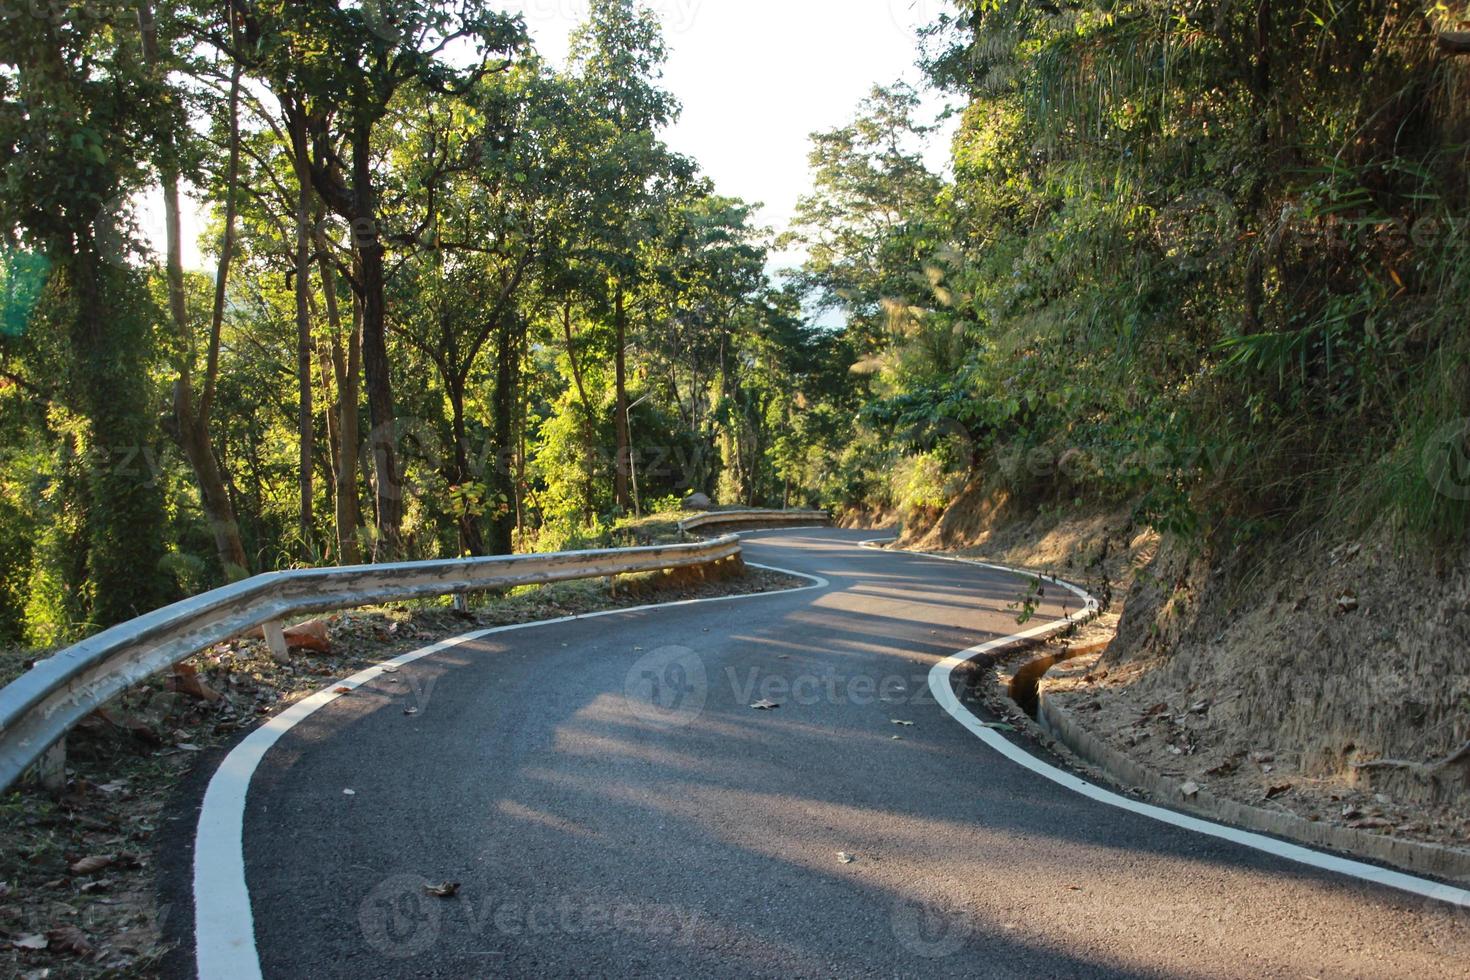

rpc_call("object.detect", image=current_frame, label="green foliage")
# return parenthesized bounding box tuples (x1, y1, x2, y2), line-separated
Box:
(794, 0, 1470, 547)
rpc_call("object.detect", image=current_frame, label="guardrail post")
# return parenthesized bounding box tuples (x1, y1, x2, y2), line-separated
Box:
(261, 620, 290, 664)
(37, 736, 65, 793)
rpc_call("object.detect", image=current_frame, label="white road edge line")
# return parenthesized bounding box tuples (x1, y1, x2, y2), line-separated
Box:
(872, 536, 1470, 910)
(193, 561, 828, 980)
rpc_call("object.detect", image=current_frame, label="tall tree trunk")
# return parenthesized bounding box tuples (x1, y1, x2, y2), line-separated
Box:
(561, 300, 598, 523)
(488, 314, 523, 555)
(319, 243, 362, 564)
(287, 107, 314, 560)
(613, 284, 632, 511)
(312, 292, 339, 549)
(137, 0, 248, 578)
(352, 126, 404, 560)
(447, 379, 485, 557)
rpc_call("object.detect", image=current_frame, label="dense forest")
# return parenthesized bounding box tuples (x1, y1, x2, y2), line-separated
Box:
(2, 0, 1468, 648)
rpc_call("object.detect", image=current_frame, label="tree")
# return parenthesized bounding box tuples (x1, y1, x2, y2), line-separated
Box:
(0, 4, 174, 627)
(568, 0, 687, 512)
(139, 0, 253, 579)
(238, 0, 526, 558)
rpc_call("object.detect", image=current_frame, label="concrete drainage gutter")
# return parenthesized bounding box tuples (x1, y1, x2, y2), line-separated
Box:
(1035, 679, 1470, 881)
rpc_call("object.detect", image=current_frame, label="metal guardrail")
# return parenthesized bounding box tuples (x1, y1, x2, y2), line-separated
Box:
(678, 509, 830, 534)
(0, 535, 742, 794)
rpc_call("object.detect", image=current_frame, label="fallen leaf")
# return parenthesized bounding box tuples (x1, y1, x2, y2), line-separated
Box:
(11, 934, 47, 951)
(175, 743, 202, 752)
(1180, 781, 1201, 799)
(343, 789, 356, 796)
(424, 881, 461, 898)
(279, 618, 333, 653)
(333, 686, 352, 695)
(750, 700, 780, 710)
(167, 664, 222, 703)
(68, 854, 114, 876)
(403, 707, 419, 717)
(836, 852, 855, 864)
(890, 719, 915, 727)
(46, 926, 93, 956)
(1336, 591, 1359, 613)
(79, 878, 113, 894)
(1264, 784, 1292, 800)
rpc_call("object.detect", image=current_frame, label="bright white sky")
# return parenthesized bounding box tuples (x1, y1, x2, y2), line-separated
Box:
(153, 0, 958, 275)
(497, 0, 959, 270)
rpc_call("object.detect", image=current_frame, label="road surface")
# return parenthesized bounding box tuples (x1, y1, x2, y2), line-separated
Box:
(170, 528, 1470, 978)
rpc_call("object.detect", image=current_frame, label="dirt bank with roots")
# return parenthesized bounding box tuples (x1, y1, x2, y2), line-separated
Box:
(900, 483, 1470, 861)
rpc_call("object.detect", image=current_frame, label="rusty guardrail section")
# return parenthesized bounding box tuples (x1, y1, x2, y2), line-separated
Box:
(0, 535, 743, 793)
(677, 509, 830, 534)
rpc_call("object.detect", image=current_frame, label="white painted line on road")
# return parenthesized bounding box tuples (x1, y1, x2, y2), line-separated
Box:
(900, 539, 1470, 909)
(194, 562, 827, 979)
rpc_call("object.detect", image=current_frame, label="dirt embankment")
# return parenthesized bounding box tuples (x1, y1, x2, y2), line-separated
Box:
(903, 483, 1470, 860)
(1063, 522, 1470, 850)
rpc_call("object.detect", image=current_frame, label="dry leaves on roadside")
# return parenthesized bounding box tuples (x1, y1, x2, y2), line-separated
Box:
(68, 854, 114, 876)
(168, 664, 221, 702)
(424, 882, 461, 898)
(46, 925, 94, 956)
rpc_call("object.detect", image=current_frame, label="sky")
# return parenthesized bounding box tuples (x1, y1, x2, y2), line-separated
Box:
(149, 0, 959, 275)
(496, 0, 960, 270)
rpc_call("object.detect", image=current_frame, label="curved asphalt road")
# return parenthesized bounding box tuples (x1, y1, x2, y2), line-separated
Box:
(177, 528, 1468, 978)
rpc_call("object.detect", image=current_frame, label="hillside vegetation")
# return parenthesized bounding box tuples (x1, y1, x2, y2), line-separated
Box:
(794, 2, 1470, 816)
